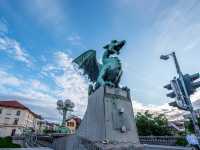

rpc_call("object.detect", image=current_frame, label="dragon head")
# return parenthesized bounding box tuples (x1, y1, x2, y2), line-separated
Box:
(103, 40, 126, 55)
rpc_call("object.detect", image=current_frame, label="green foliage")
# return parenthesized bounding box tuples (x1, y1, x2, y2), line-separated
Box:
(135, 111, 172, 136)
(55, 126, 71, 133)
(177, 131, 186, 136)
(43, 128, 56, 134)
(175, 138, 188, 146)
(185, 117, 200, 134)
(0, 136, 21, 148)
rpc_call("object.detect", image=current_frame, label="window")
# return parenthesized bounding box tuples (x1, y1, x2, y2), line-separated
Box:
(11, 129, 16, 136)
(13, 118, 19, 125)
(16, 110, 21, 116)
(67, 121, 75, 127)
(0, 108, 2, 114)
(5, 117, 10, 124)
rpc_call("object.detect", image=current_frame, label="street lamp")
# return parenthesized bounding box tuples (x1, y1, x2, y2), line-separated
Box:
(57, 99, 75, 127)
(160, 55, 170, 60)
(160, 52, 182, 75)
(160, 52, 200, 137)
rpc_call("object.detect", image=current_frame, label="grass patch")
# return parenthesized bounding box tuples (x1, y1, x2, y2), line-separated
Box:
(0, 136, 21, 148)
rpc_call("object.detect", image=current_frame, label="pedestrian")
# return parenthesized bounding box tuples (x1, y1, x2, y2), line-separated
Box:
(186, 134, 200, 150)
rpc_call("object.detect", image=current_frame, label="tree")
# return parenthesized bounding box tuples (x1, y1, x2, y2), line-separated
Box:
(135, 111, 172, 136)
(185, 117, 200, 134)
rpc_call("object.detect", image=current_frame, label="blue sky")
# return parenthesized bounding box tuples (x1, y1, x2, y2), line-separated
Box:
(0, 0, 200, 121)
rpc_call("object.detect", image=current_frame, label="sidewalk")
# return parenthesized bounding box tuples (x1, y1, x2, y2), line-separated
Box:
(0, 148, 53, 150)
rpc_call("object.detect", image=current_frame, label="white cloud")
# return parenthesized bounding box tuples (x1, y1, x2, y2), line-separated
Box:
(67, 35, 81, 45)
(0, 68, 58, 120)
(132, 100, 184, 121)
(191, 91, 200, 102)
(0, 20, 32, 66)
(151, 0, 200, 54)
(54, 51, 73, 69)
(67, 34, 86, 49)
(0, 50, 88, 120)
(12, 89, 55, 107)
(133, 100, 169, 114)
(0, 70, 23, 86)
(0, 69, 54, 102)
(41, 51, 89, 117)
(30, 79, 49, 91)
(0, 36, 32, 66)
(23, 0, 67, 35)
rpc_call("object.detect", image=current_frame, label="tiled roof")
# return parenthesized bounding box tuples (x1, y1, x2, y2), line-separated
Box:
(0, 100, 38, 117)
(66, 115, 81, 124)
(0, 100, 27, 109)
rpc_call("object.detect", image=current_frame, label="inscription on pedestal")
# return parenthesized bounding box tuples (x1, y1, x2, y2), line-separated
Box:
(105, 87, 128, 98)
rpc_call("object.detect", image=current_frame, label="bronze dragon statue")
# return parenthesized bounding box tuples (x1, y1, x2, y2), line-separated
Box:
(73, 40, 126, 95)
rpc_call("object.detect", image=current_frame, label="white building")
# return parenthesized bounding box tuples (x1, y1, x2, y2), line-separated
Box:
(0, 100, 41, 137)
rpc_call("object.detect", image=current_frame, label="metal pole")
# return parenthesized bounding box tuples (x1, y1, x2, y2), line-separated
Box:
(62, 109, 67, 127)
(171, 52, 200, 136)
(171, 52, 182, 75)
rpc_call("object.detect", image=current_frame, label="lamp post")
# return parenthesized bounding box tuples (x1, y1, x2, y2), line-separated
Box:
(57, 99, 75, 127)
(160, 52, 200, 136)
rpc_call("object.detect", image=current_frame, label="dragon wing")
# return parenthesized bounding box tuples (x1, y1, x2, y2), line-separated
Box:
(73, 50, 99, 82)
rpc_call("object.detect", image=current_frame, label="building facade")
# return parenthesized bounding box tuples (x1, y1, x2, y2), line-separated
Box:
(65, 116, 81, 134)
(0, 100, 41, 137)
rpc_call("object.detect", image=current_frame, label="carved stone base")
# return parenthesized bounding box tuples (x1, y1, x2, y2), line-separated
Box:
(54, 86, 142, 149)
(78, 86, 140, 143)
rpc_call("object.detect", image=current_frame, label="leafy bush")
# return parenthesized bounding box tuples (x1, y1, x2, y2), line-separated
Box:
(135, 111, 172, 136)
(43, 128, 56, 134)
(185, 118, 200, 134)
(0, 136, 21, 148)
(175, 138, 188, 146)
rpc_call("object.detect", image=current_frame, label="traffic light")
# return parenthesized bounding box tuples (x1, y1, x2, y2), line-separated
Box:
(169, 101, 178, 107)
(164, 79, 181, 99)
(168, 101, 188, 111)
(183, 73, 200, 96)
(164, 80, 176, 98)
(164, 78, 189, 110)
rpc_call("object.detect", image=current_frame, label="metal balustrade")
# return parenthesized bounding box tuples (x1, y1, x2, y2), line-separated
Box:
(12, 135, 191, 147)
(139, 136, 186, 146)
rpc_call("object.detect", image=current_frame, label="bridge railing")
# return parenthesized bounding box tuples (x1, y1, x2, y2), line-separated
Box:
(12, 135, 189, 147)
(139, 136, 186, 146)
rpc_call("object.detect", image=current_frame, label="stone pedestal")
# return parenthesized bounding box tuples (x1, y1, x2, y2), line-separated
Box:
(78, 86, 140, 144)
(58, 86, 143, 150)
